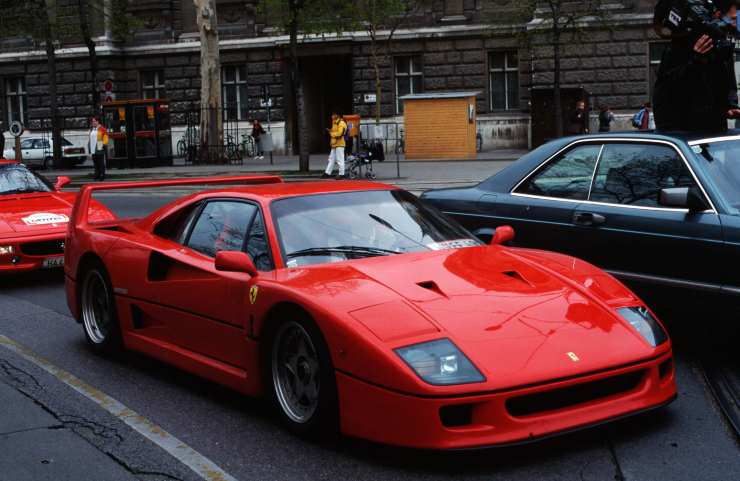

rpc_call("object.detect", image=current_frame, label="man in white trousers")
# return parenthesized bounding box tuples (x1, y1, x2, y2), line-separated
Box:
(322, 112, 347, 180)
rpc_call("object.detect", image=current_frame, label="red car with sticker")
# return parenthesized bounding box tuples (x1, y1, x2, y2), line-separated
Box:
(0, 159, 114, 272)
(64, 176, 676, 449)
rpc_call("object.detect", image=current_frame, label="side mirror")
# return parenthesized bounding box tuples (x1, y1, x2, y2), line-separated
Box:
(659, 187, 709, 212)
(215, 251, 258, 277)
(55, 176, 71, 190)
(491, 225, 515, 245)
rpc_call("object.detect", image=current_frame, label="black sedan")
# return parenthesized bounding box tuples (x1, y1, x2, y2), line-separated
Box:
(422, 131, 740, 304)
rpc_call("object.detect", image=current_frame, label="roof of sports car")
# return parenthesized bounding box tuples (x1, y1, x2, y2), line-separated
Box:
(195, 180, 396, 200)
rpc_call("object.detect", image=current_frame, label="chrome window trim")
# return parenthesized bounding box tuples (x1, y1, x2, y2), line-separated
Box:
(688, 135, 740, 146)
(586, 144, 605, 200)
(511, 137, 717, 213)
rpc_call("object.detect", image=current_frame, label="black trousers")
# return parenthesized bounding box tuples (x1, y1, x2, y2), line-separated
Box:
(93, 153, 106, 180)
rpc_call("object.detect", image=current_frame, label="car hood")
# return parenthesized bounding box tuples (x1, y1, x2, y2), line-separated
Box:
(280, 246, 657, 390)
(0, 192, 77, 236)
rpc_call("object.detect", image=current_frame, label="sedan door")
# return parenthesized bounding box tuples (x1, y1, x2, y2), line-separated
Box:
(491, 142, 603, 258)
(571, 141, 724, 289)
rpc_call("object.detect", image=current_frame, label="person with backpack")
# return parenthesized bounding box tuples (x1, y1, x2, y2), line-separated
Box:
(322, 112, 347, 180)
(631, 102, 652, 131)
(251, 119, 266, 160)
(598, 106, 615, 132)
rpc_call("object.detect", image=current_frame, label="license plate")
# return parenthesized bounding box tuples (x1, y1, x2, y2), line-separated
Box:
(42, 257, 64, 269)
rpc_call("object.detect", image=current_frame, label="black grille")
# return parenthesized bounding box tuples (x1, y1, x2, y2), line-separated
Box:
(21, 239, 65, 256)
(506, 370, 646, 418)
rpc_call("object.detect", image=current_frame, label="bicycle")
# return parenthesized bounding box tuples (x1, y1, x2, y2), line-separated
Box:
(238, 134, 256, 159)
(347, 150, 377, 180)
(224, 134, 241, 163)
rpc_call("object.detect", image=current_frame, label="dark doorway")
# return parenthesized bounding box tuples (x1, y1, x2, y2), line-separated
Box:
(300, 55, 353, 153)
(530, 87, 589, 147)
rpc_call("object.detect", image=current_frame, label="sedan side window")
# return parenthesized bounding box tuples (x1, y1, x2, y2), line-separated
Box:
(589, 144, 698, 207)
(187, 201, 257, 258)
(20, 139, 34, 149)
(516, 145, 601, 200)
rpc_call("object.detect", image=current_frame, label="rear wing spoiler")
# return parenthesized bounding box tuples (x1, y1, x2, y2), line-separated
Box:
(70, 175, 283, 229)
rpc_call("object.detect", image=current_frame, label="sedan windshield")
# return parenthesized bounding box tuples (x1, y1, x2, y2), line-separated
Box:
(0, 164, 53, 195)
(694, 139, 740, 210)
(271, 190, 481, 267)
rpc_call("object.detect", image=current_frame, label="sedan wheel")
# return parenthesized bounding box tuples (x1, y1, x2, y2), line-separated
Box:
(81, 264, 121, 354)
(270, 317, 338, 435)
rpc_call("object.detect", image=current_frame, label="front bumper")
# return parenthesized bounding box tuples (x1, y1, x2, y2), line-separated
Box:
(337, 351, 676, 449)
(0, 234, 65, 273)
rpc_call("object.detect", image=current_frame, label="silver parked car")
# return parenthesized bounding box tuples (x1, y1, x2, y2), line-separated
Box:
(2, 137, 87, 169)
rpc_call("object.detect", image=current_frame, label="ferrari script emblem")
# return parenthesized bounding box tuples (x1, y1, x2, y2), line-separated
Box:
(567, 352, 580, 362)
(249, 285, 259, 305)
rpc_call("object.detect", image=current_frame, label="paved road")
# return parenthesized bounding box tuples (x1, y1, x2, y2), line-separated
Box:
(0, 193, 738, 481)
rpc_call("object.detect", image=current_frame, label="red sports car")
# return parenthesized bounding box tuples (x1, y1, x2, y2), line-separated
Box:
(64, 176, 676, 449)
(0, 159, 113, 272)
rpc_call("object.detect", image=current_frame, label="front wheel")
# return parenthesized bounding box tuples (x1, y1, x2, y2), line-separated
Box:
(270, 316, 338, 437)
(80, 263, 122, 355)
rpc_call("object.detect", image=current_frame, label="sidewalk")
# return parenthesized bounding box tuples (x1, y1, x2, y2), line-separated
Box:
(48, 149, 527, 186)
(0, 380, 137, 481)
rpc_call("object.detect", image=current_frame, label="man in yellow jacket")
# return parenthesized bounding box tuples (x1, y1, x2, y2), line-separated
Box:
(322, 113, 347, 180)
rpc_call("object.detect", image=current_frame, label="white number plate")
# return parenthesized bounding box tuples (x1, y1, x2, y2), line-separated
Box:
(42, 257, 64, 269)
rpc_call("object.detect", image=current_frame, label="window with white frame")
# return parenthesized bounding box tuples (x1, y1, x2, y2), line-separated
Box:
(395, 56, 423, 114)
(141, 70, 166, 99)
(489, 51, 519, 111)
(222, 65, 248, 121)
(5, 77, 27, 124)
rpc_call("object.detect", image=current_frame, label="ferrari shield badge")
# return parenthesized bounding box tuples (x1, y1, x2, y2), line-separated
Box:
(249, 285, 259, 305)
(567, 352, 580, 362)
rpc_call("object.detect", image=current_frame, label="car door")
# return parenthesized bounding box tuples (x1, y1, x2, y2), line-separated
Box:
(496, 142, 602, 258)
(19, 139, 36, 162)
(143, 199, 270, 367)
(572, 141, 724, 289)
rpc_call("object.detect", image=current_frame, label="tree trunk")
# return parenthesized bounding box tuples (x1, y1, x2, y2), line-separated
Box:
(553, 31, 563, 138)
(288, 3, 309, 172)
(45, 0, 62, 168)
(195, 0, 222, 164)
(78, 0, 99, 114)
(371, 41, 382, 124)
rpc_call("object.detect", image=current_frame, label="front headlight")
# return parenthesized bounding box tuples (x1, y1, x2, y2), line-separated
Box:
(395, 338, 485, 385)
(0, 245, 14, 255)
(618, 307, 668, 347)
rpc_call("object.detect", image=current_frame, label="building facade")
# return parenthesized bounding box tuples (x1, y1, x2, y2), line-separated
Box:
(0, 1, 693, 154)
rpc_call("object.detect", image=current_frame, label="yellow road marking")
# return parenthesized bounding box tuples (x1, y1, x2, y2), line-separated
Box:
(0, 335, 237, 481)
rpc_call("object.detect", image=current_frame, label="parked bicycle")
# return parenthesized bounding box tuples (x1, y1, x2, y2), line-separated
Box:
(224, 134, 241, 163)
(346, 149, 377, 180)
(238, 134, 256, 159)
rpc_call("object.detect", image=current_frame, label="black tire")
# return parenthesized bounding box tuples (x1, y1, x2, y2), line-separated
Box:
(43, 157, 52, 170)
(79, 261, 122, 355)
(267, 313, 339, 438)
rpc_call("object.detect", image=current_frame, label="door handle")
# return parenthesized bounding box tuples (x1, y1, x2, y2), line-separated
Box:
(573, 212, 606, 226)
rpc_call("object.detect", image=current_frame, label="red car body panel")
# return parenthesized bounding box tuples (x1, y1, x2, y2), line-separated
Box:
(64, 176, 677, 449)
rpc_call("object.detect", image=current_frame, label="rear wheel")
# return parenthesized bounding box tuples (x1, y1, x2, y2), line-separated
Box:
(269, 315, 338, 437)
(43, 157, 52, 170)
(80, 262, 122, 355)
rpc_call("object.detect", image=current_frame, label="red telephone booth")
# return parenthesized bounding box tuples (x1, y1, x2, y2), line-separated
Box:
(101, 99, 173, 168)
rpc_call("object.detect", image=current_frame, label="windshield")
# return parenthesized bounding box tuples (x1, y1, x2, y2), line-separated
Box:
(0, 164, 53, 195)
(271, 190, 481, 267)
(694, 139, 740, 211)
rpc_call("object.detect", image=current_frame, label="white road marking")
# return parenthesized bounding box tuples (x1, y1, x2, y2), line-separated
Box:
(0, 335, 238, 481)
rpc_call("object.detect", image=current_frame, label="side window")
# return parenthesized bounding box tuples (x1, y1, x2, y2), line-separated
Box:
(516, 145, 601, 200)
(20, 139, 33, 149)
(589, 144, 697, 207)
(153, 202, 202, 244)
(187, 201, 257, 258)
(246, 211, 274, 271)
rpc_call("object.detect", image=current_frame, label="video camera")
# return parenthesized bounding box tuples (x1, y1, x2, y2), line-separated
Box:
(659, 0, 737, 52)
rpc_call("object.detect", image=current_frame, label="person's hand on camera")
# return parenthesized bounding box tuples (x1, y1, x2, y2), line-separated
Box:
(693, 35, 714, 54)
(727, 109, 740, 119)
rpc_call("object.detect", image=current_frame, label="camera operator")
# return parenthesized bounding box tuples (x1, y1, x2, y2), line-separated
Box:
(653, 0, 740, 133)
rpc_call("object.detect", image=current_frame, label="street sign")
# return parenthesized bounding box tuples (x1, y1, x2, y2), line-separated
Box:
(363, 93, 377, 104)
(9, 121, 24, 138)
(259, 98, 273, 108)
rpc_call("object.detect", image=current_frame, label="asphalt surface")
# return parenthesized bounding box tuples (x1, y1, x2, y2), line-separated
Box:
(0, 193, 738, 481)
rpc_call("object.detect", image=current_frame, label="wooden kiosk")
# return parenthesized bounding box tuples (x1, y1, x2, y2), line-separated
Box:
(400, 91, 479, 160)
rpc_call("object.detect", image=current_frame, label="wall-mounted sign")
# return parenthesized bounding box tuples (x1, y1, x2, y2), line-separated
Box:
(363, 93, 377, 104)
(9, 121, 24, 137)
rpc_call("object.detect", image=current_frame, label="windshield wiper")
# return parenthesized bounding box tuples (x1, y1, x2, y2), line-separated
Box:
(368, 213, 429, 250)
(286, 245, 398, 259)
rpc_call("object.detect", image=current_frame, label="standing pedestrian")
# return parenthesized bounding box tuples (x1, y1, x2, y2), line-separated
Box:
(322, 112, 347, 180)
(568, 100, 589, 135)
(598, 106, 615, 132)
(88, 117, 108, 181)
(251, 119, 266, 160)
(631, 102, 652, 131)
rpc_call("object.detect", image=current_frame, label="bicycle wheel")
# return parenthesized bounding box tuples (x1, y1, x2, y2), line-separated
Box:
(244, 137, 256, 158)
(225, 142, 239, 162)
